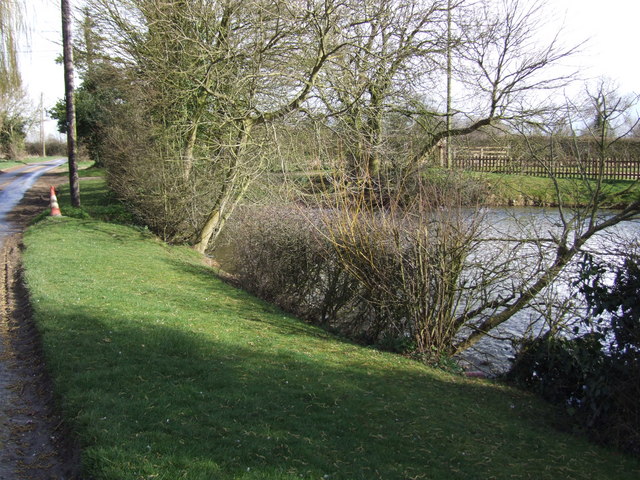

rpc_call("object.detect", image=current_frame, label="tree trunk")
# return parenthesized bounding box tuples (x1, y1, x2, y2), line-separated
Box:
(183, 121, 198, 180)
(193, 119, 254, 253)
(61, 0, 80, 207)
(192, 177, 251, 254)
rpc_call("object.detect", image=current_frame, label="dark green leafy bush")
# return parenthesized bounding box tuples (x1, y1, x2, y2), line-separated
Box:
(507, 253, 640, 455)
(506, 333, 605, 406)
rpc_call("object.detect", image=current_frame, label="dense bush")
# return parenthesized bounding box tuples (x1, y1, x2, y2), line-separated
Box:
(106, 144, 215, 244)
(222, 172, 482, 359)
(101, 92, 231, 244)
(25, 139, 68, 157)
(220, 206, 363, 331)
(323, 191, 479, 356)
(506, 333, 606, 409)
(506, 254, 640, 455)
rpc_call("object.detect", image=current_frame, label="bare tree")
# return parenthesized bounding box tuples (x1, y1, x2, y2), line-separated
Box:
(88, 0, 359, 252)
(0, 1, 37, 160)
(0, 0, 24, 97)
(316, 0, 450, 178)
(308, 0, 580, 179)
(320, 170, 485, 357)
(411, 0, 580, 163)
(453, 82, 640, 354)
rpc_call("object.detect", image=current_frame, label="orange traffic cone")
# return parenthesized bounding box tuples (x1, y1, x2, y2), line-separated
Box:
(50, 185, 62, 217)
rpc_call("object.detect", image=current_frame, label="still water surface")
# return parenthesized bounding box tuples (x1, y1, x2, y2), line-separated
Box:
(460, 207, 640, 374)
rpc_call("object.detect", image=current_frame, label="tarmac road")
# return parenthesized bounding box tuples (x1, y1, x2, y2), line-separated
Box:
(0, 159, 66, 241)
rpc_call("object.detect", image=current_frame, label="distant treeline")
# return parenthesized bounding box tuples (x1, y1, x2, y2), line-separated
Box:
(24, 140, 68, 158)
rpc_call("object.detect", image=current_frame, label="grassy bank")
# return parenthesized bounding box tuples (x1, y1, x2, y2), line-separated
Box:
(290, 168, 640, 208)
(471, 171, 640, 207)
(22, 180, 640, 479)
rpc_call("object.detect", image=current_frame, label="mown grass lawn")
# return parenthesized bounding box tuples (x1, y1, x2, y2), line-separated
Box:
(22, 180, 640, 479)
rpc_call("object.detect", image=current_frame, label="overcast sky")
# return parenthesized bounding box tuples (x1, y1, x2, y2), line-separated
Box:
(19, 0, 640, 139)
(551, 0, 640, 94)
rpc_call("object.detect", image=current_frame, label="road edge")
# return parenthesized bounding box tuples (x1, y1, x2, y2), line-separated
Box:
(0, 174, 82, 479)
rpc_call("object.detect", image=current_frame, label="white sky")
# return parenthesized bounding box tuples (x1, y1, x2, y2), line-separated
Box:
(18, 0, 640, 139)
(20, 0, 66, 139)
(550, 0, 640, 94)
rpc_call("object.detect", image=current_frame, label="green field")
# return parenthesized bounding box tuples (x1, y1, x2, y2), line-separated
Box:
(21, 179, 640, 479)
(0, 156, 60, 171)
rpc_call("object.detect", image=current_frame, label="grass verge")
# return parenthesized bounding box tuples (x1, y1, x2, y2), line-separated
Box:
(33, 179, 134, 225)
(471, 171, 640, 207)
(22, 180, 640, 479)
(286, 169, 640, 207)
(0, 156, 61, 171)
(56, 160, 106, 178)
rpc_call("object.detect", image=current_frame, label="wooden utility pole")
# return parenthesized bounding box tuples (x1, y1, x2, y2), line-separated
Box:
(40, 92, 46, 157)
(61, 0, 80, 207)
(445, 0, 452, 169)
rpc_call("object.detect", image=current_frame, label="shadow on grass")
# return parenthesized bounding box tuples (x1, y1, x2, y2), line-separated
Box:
(38, 301, 640, 480)
(55, 181, 135, 225)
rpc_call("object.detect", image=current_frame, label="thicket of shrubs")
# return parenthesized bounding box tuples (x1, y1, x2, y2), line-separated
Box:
(220, 173, 487, 359)
(25, 139, 68, 157)
(506, 254, 640, 455)
(101, 103, 229, 244)
(221, 206, 359, 328)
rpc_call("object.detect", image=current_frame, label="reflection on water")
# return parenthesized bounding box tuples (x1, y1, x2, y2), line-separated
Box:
(459, 207, 640, 375)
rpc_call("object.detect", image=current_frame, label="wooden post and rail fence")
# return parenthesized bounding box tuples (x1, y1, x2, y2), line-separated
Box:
(450, 147, 640, 180)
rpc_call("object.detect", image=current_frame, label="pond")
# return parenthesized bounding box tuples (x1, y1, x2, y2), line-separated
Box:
(459, 207, 640, 375)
